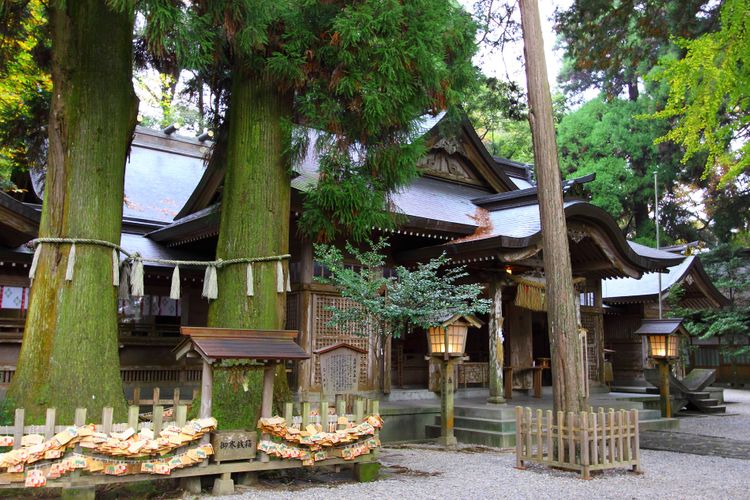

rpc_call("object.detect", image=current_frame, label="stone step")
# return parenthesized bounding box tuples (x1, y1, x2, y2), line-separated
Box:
(611, 385, 658, 395)
(685, 391, 711, 400)
(454, 405, 516, 420)
(639, 418, 680, 431)
(691, 404, 726, 414)
(425, 424, 516, 448)
(435, 415, 516, 432)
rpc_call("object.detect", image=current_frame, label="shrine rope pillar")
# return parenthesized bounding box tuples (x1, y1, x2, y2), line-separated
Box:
(487, 280, 506, 404)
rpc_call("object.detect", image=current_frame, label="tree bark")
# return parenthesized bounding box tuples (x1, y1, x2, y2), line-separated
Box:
(519, 0, 588, 415)
(206, 69, 292, 429)
(8, 0, 137, 421)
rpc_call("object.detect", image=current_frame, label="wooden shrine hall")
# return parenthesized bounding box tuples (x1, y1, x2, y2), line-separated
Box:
(0, 112, 686, 401)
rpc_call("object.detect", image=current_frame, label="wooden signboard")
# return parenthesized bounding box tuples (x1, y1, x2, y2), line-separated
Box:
(211, 431, 257, 462)
(316, 343, 366, 394)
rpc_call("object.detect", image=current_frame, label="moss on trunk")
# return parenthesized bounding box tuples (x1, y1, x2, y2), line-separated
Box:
(7, 0, 137, 421)
(206, 70, 293, 430)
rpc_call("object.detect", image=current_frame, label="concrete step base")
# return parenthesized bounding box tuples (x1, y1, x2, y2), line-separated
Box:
(425, 424, 516, 448)
(436, 415, 516, 432)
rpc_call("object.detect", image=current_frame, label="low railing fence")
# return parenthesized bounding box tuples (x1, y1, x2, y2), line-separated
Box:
(515, 406, 641, 479)
(1, 404, 189, 450)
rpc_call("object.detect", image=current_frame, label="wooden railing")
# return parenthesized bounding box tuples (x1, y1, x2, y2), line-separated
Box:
(130, 387, 197, 408)
(0, 366, 201, 387)
(515, 406, 641, 479)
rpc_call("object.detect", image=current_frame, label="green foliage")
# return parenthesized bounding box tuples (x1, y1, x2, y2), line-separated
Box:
(650, 0, 750, 187)
(555, 0, 718, 99)
(0, 0, 50, 190)
(669, 245, 750, 362)
(173, 0, 478, 241)
(558, 95, 680, 242)
(314, 238, 490, 340)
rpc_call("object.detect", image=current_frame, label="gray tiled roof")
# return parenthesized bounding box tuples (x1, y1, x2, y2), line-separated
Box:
(390, 177, 489, 227)
(123, 135, 206, 223)
(602, 255, 694, 300)
(120, 232, 201, 266)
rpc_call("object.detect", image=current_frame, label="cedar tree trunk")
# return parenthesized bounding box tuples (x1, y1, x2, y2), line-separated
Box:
(206, 70, 292, 429)
(8, 0, 137, 421)
(519, 0, 588, 415)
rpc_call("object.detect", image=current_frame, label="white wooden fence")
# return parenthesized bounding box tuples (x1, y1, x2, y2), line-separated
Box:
(515, 406, 641, 479)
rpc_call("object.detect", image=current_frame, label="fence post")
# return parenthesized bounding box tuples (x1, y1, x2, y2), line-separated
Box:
(354, 398, 364, 423)
(567, 412, 575, 465)
(12, 408, 24, 450)
(581, 411, 590, 480)
(336, 399, 347, 430)
(152, 387, 161, 407)
(44, 408, 56, 440)
(514, 406, 524, 469)
(173, 387, 181, 409)
(545, 410, 553, 463)
(617, 410, 625, 463)
(599, 408, 606, 464)
(591, 411, 598, 466)
(176, 405, 188, 427)
(608, 409, 616, 464)
(535, 409, 543, 460)
(102, 407, 114, 434)
(153, 405, 164, 436)
(557, 410, 565, 464)
(128, 405, 140, 431)
(301, 401, 311, 428)
(631, 409, 641, 473)
(133, 387, 141, 407)
(284, 402, 293, 425)
(321, 400, 329, 432)
(624, 410, 632, 463)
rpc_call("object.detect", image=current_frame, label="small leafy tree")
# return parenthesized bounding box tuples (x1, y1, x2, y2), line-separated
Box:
(314, 239, 490, 392)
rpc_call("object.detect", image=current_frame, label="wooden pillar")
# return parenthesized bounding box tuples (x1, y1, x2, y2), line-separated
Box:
(488, 280, 505, 404)
(508, 303, 533, 390)
(260, 361, 276, 463)
(439, 358, 458, 447)
(199, 360, 213, 418)
(298, 240, 314, 392)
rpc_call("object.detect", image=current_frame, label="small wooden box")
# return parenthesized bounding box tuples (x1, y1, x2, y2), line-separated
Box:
(211, 431, 257, 462)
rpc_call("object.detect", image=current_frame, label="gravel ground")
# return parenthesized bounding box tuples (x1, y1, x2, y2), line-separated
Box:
(217, 389, 750, 499)
(224, 446, 750, 500)
(676, 389, 750, 441)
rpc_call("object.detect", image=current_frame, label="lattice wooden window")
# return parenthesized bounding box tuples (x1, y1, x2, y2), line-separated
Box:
(581, 311, 601, 380)
(312, 294, 371, 386)
(285, 293, 299, 331)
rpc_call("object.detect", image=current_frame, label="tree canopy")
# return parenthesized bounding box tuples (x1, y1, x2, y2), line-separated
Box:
(650, 0, 750, 187)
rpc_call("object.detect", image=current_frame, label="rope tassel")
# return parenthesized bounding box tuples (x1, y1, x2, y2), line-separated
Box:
(202, 265, 218, 300)
(286, 263, 291, 292)
(276, 261, 284, 293)
(112, 249, 120, 287)
(28, 244, 42, 282)
(64, 244, 76, 281)
(118, 262, 131, 300)
(130, 258, 144, 297)
(246, 263, 254, 297)
(170, 266, 180, 300)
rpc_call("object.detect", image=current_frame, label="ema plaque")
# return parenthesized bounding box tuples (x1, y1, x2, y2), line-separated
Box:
(315, 343, 367, 394)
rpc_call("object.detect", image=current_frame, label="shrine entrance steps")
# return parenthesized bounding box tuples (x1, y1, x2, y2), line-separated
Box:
(425, 401, 679, 448)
